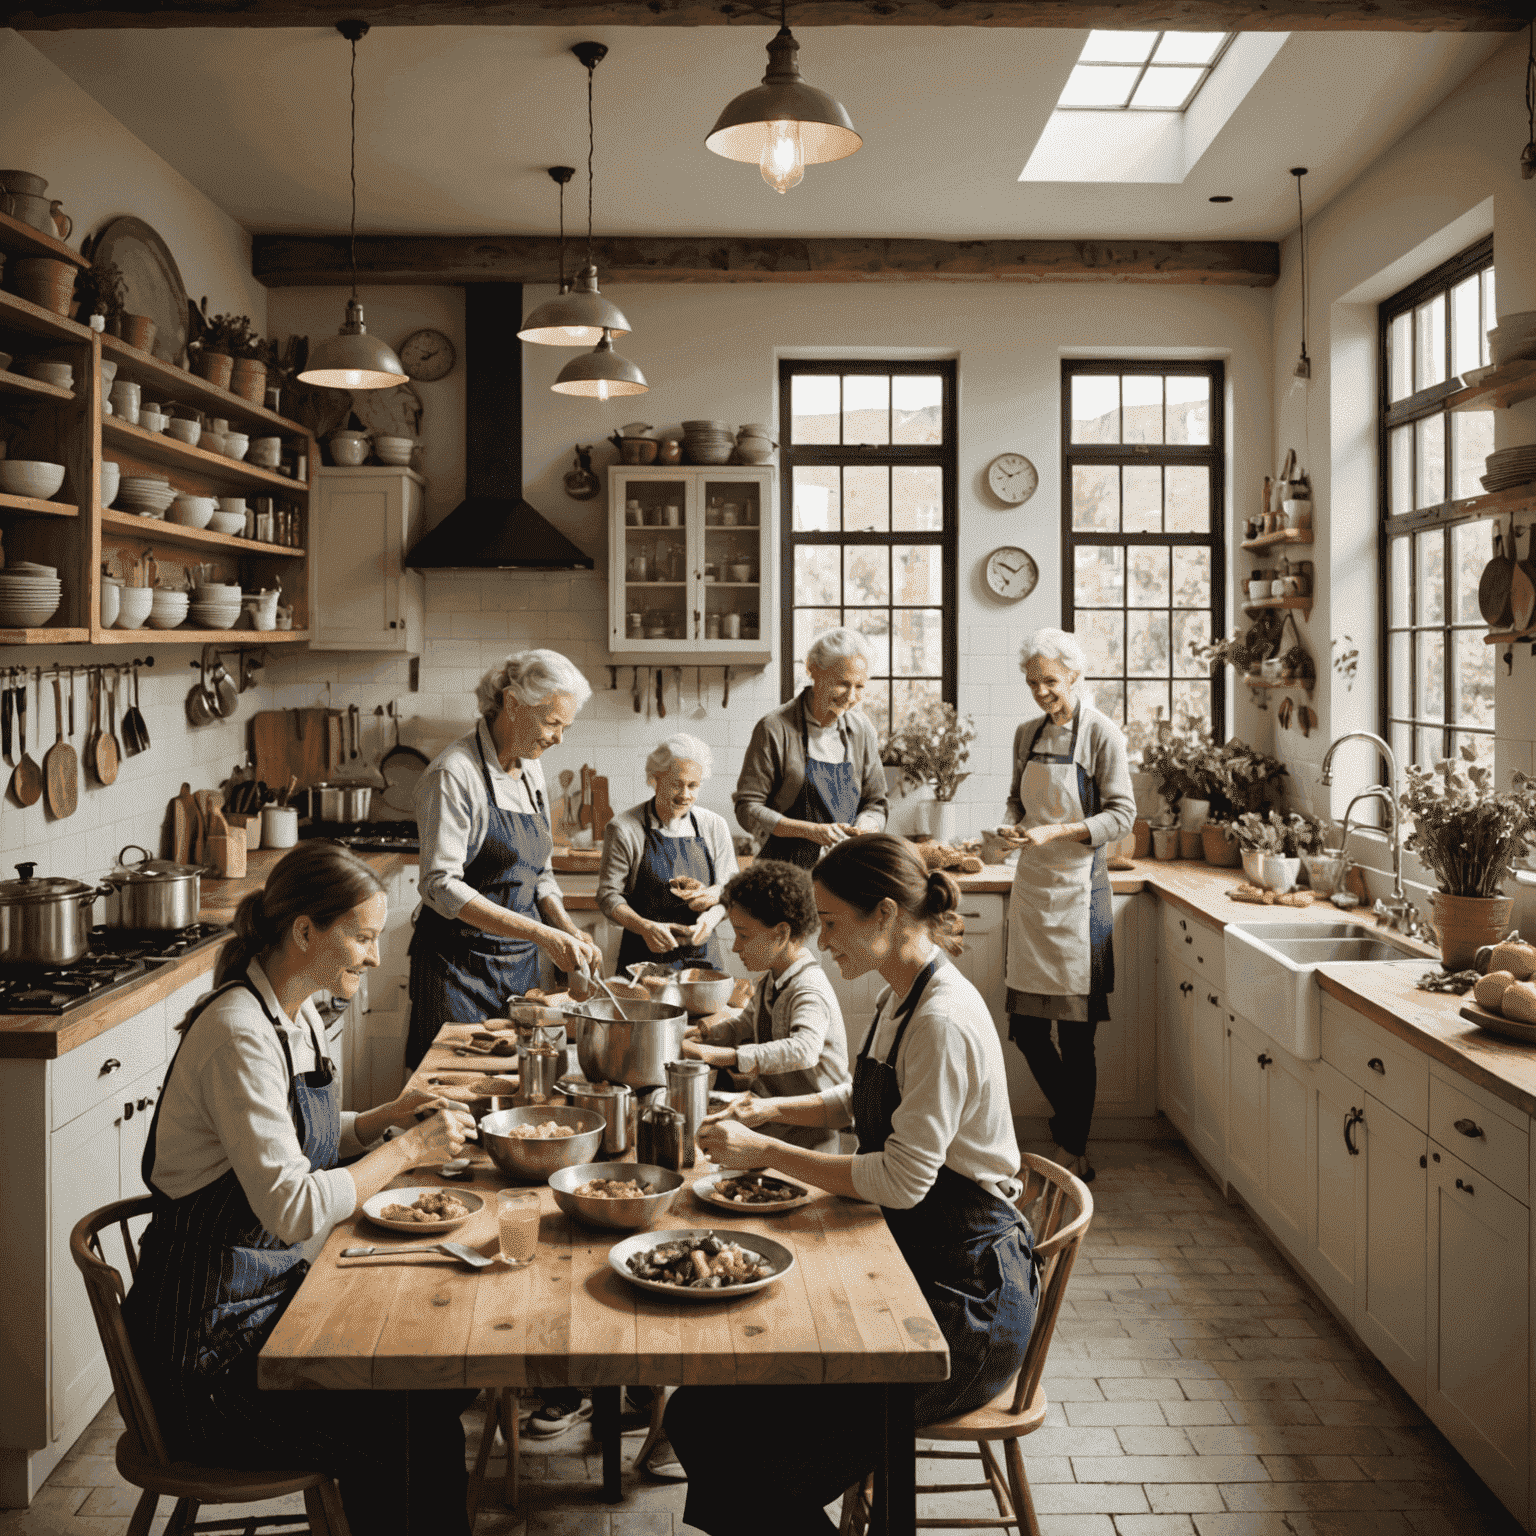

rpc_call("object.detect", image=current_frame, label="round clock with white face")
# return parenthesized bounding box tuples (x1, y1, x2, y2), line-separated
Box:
(985, 547, 1038, 602)
(987, 452, 1039, 506)
(398, 327, 457, 382)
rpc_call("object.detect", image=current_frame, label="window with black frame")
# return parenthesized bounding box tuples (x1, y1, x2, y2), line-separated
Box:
(1379, 238, 1496, 774)
(1061, 360, 1225, 756)
(778, 361, 958, 742)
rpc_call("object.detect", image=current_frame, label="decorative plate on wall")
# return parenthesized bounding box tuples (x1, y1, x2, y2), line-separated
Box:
(87, 216, 190, 367)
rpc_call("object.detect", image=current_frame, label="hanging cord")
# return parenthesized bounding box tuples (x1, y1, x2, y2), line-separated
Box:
(1525, 19, 1536, 178)
(558, 176, 567, 291)
(1293, 168, 1309, 373)
(585, 56, 596, 274)
(348, 30, 359, 301)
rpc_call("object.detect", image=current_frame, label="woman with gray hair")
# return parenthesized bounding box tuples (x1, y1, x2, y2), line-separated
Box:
(598, 732, 738, 972)
(407, 649, 602, 1067)
(733, 626, 888, 870)
(998, 627, 1134, 1182)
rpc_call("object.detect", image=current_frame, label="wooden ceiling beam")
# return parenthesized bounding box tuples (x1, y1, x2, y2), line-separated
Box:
(7, 0, 1525, 29)
(251, 232, 1280, 286)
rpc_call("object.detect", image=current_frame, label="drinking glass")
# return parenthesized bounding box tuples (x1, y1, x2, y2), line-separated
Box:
(497, 1190, 541, 1268)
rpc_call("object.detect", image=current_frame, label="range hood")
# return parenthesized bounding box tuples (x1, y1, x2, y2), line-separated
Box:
(405, 283, 595, 571)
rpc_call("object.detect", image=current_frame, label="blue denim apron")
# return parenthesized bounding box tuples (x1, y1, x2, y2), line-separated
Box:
(758, 693, 859, 871)
(615, 803, 723, 973)
(853, 958, 1038, 1424)
(124, 976, 340, 1389)
(407, 729, 552, 1063)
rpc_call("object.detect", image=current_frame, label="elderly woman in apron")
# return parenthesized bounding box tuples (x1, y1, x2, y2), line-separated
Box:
(733, 626, 888, 869)
(667, 834, 1036, 1536)
(122, 842, 477, 1536)
(598, 732, 739, 974)
(407, 649, 602, 1068)
(999, 628, 1135, 1184)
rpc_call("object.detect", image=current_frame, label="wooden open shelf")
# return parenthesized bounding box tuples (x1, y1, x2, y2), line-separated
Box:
(102, 418, 308, 496)
(0, 208, 90, 268)
(1447, 358, 1536, 414)
(0, 368, 74, 403)
(1242, 674, 1315, 692)
(1242, 595, 1313, 617)
(1485, 628, 1536, 645)
(101, 507, 305, 558)
(95, 627, 310, 645)
(0, 494, 78, 518)
(101, 336, 307, 439)
(0, 627, 88, 644)
(1240, 528, 1313, 553)
(0, 288, 93, 344)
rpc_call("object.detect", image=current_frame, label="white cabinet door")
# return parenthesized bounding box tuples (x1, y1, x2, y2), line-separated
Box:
(1226, 1014, 1267, 1201)
(949, 895, 1006, 1033)
(310, 468, 425, 652)
(1158, 958, 1195, 1141)
(1359, 1094, 1428, 1405)
(1189, 984, 1227, 1181)
(1427, 1144, 1529, 1519)
(1307, 1055, 1363, 1322)
(1264, 1046, 1311, 1259)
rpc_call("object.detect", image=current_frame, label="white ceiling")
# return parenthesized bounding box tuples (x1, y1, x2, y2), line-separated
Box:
(24, 24, 1505, 243)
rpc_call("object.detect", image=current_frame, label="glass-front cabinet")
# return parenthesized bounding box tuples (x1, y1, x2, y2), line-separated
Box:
(607, 466, 774, 660)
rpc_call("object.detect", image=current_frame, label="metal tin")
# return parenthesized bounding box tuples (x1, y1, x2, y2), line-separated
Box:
(309, 784, 373, 823)
(0, 862, 103, 966)
(664, 1059, 712, 1170)
(637, 1102, 685, 1172)
(562, 1080, 634, 1156)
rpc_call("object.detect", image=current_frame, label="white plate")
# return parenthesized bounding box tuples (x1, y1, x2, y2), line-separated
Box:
(608, 1228, 795, 1300)
(692, 1171, 815, 1214)
(361, 1185, 484, 1235)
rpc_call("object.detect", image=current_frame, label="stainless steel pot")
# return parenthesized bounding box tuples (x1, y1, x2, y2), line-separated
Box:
(104, 845, 202, 931)
(566, 998, 689, 1089)
(560, 1079, 634, 1155)
(308, 783, 373, 822)
(0, 862, 103, 966)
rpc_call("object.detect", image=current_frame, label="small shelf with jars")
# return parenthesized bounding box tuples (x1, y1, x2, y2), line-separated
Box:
(607, 465, 774, 661)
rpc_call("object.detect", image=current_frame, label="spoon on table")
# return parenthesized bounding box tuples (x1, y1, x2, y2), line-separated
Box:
(339, 1242, 494, 1269)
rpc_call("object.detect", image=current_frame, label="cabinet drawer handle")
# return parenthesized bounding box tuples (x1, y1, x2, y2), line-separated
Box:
(960, 910, 982, 919)
(1453, 1117, 1484, 1139)
(137, 1096, 153, 1111)
(1179, 919, 1187, 930)
(1208, 993, 1219, 1006)
(1344, 1106, 1364, 1155)
(123, 1101, 134, 1120)
(1258, 1053, 1272, 1069)
(1456, 1177, 1475, 1196)
(99, 1058, 121, 1077)
(1196, 955, 1205, 964)
(1180, 981, 1192, 995)
(1367, 1057, 1385, 1075)
(1185, 935, 1193, 945)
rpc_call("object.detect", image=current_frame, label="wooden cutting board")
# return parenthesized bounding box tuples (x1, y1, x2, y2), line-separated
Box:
(251, 709, 343, 791)
(590, 773, 612, 839)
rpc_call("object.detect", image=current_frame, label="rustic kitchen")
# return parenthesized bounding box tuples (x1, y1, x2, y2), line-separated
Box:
(0, 6, 1534, 1535)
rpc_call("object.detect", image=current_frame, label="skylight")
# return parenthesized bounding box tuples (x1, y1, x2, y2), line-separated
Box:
(1057, 30, 1234, 112)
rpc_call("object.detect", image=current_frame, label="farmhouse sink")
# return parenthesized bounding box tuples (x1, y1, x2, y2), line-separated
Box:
(1224, 921, 1416, 1059)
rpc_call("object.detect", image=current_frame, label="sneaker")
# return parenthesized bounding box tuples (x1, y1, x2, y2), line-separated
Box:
(524, 1398, 594, 1437)
(641, 1433, 687, 1482)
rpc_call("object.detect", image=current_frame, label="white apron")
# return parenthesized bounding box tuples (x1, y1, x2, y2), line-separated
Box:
(1006, 717, 1095, 997)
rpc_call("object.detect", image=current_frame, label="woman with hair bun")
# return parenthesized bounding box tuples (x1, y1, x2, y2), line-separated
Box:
(123, 842, 478, 1536)
(669, 833, 1036, 1536)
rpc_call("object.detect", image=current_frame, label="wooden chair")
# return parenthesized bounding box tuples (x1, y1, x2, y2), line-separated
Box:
(840, 1153, 1094, 1536)
(70, 1196, 352, 1536)
(466, 1388, 519, 1522)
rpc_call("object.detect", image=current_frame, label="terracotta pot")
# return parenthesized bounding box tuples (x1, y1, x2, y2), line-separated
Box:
(229, 358, 266, 404)
(1132, 818, 1152, 859)
(1179, 828, 1203, 859)
(1201, 822, 1242, 867)
(1152, 828, 1180, 861)
(1430, 892, 1513, 971)
(11, 256, 74, 315)
(121, 313, 157, 352)
(194, 351, 235, 390)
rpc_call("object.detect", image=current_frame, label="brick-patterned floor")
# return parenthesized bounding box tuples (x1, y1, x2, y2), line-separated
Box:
(2, 1141, 1522, 1535)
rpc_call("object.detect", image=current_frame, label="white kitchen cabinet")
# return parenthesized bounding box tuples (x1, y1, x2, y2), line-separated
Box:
(1225, 1013, 1310, 1256)
(607, 467, 774, 661)
(1307, 1055, 1364, 1321)
(309, 467, 425, 653)
(1158, 956, 1197, 1145)
(950, 895, 1006, 1032)
(1226, 1013, 1266, 1198)
(1190, 983, 1227, 1183)
(1359, 1095, 1429, 1403)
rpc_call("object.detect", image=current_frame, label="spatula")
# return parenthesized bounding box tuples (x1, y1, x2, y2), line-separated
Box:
(2, 670, 13, 765)
(338, 1243, 494, 1269)
(43, 674, 77, 819)
(95, 671, 119, 786)
(10, 670, 41, 807)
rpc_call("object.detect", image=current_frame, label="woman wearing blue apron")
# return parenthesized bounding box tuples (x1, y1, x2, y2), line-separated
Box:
(733, 627, 888, 870)
(408, 650, 602, 1069)
(122, 842, 477, 1536)
(598, 733, 738, 974)
(999, 629, 1135, 1185)
(667, 834, 1037, 1536)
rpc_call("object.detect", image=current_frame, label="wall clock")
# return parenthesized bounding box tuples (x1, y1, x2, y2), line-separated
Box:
(984, 547, 1038, 601)
(398, 328, 457, 382)
(987, 452, 1038, 506)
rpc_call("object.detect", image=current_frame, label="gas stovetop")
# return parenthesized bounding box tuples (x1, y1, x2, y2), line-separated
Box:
(0, 923, 231, 1015)
(303, 819, 419, 854)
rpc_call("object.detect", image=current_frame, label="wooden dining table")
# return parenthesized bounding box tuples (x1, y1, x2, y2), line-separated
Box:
(258, 1037, 950, 1534)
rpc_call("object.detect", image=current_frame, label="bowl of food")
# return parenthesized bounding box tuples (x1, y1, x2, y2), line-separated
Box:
(566, 997, 689, 1089)
(362, 1186, 484, 1234)
(626, 962, 735, 1016)
(548, 1162, 684, 1230)
(480, 1103, 605, 1182)
(608, 1228, 794, 1299)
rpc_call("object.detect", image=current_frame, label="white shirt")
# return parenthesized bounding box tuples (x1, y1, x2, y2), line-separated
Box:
(826, 961, 1023, 1211)
(806, 715, 849, 764)
(148, 961, 364, 1244)
(596, 799, 739, 927)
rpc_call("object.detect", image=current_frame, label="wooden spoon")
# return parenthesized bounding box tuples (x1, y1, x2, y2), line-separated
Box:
(11, 670, 41, 807)
(93, 668, 119, 787)
(43, 674, 77, 819)
(106, 671, 124, 768)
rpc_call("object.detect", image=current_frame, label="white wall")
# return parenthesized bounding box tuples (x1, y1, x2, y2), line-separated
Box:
(268, 278, 1273, 837)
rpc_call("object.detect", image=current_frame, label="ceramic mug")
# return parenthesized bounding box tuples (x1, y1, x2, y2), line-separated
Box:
(262, 805, 298, 849)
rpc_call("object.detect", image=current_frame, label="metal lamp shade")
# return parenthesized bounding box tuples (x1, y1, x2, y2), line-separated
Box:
(519, 267, 632, 347)
(705, 28, 862, 166)
(297, 299, 407, 391)
(551, 330, 648, 399)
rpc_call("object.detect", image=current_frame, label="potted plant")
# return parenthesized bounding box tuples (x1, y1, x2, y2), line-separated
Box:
(189, 305, 261, 391)
(1402, 750, 1536, 968)
(884, 698, 977, 844)
(1202, 740, 1287, 866)
(1231, 810, 1326, 893)
(74, 260, 128, 334)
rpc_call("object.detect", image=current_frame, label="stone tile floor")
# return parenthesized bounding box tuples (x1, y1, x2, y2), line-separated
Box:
(1, 1140, 1522, 1535)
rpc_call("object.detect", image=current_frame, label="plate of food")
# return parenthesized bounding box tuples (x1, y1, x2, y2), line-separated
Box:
(693, 1170, 815, 1213)
(608, 1228, 794, 1299)
(362, 1186, 484, 1235)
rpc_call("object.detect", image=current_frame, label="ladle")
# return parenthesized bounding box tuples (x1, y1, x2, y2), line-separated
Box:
(583, 967, 639, 1022)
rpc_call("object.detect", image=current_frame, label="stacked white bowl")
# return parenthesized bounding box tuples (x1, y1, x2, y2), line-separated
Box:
(0, 562, 61, 627)
(169, 495, 216, 529)
(148, 588, 189, 630)
(115, 587, 153, 629)
(117, 475, 175, 517)
(207, 510, 245, 536)
(735, 423, 776, 464)
(190, 582, 241, 630)
(100, 460, 121, 509)
(375, 435, 415, 466)
(223, 432, 250, 462)
(0, 460, 66, 500)
(682, 420, 736, 465)
(1490, 312, 1536, 367)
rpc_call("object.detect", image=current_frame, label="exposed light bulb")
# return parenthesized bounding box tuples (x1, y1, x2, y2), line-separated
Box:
(564, 325, 589, 339)
(596, 378, 612, 402)
(761, 120, 805, 194)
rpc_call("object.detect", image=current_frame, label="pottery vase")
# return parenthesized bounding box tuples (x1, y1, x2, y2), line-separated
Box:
(194, 351, 235, 390)
(1430, 892, 1513, 971)
(121, 313, 157, 352)
(925, 798, 957, 845)
(229, 358, 266, 404)
(1201, 822, 1242, 867)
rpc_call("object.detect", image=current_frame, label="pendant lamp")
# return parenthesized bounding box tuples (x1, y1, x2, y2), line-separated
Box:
(297, 20, 406, 392)
(519, 165, 631, 346)
(706, 0, 861, 195)
(553, 43, 648, 399)
(1291, 167, 1311, 382)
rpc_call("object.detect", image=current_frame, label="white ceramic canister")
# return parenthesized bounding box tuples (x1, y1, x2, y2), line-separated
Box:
(262, 805, 299, 849)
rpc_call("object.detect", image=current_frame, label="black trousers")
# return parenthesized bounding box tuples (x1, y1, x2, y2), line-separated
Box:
(1009, 1015, 1099, 1157)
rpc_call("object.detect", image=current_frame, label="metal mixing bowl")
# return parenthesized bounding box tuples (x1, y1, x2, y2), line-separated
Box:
(627, 964, 735, 1015)
(566, 998, 689, 1088)
(547, 1162, 684, 1230)
(480, 1104, 605, 1182)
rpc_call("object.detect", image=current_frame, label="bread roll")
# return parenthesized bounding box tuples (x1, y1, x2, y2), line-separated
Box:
(1491, 941, 1536, 980)
(1502, 981, 1536, 1023)
(1474, 971, 1517, 1010)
